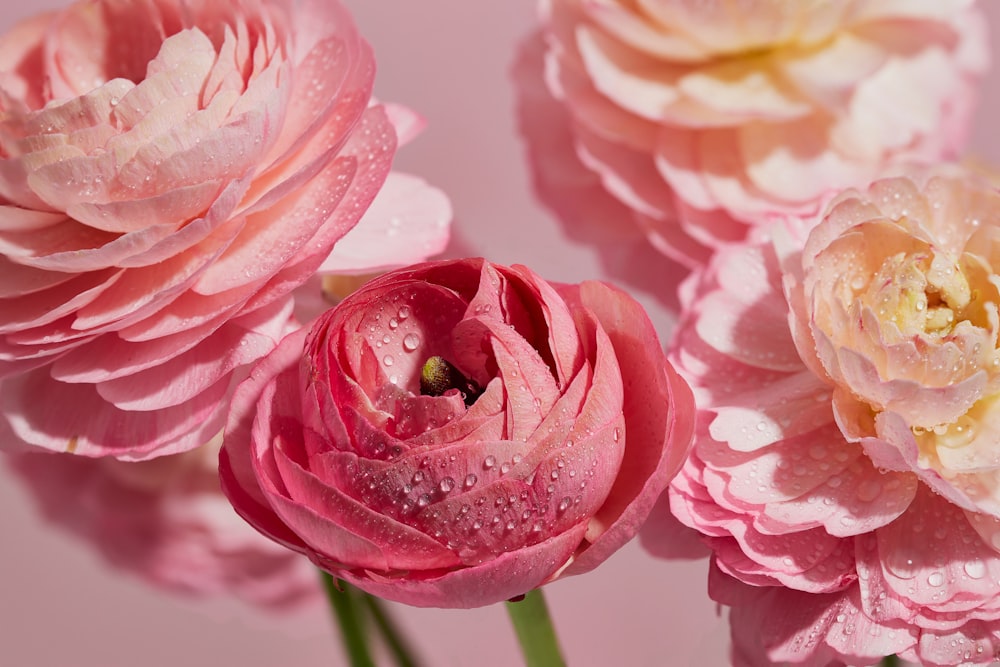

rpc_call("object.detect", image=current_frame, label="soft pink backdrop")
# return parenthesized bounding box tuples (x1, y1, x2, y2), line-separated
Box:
(1, 2, 998, 666)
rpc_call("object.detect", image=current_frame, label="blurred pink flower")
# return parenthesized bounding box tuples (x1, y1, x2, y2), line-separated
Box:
(540, 0, 989, 265)
(221, 258, 695, 608)
(7, 437, 320, 609)
(0, 0, 449, 460)
(658, 165, 1000, 664)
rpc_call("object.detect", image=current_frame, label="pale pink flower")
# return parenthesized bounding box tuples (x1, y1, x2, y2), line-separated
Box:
(540, 0, 989, 265)
(7, 437, 321, 609)
(221, 258, 695, 608)
(0, 0, 448, 460)
(657, 165, 1000, 664)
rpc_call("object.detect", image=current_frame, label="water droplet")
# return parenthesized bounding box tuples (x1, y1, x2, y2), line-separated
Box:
(412, 471, 424, 484)
(464, 473, 477, 488)
(403, 333, 420, 351)
(417, 494, 431, 508)
(557, 497, 572, 512)
(500, 462, 512, 474)
(484, 455, 496, 470)
(857, 480, 881, 502)
(550, 470, 560, 480)
(398, 306, 411, 320)
(613, 428, 620, 443)
(382, 334, 391, 344)
(927, 572, 944, 587)
(885, 549, 919, 580)
(439, 477, 455, 494)
(383, 355, 394, 367)
(965, 560, 986, 579)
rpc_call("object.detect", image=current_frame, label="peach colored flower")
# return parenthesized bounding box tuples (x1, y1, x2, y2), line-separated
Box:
(7, 438, 320, 609)
(0, 0, 448, 460)
(654, 165, 1000, 664)
(540, 0, 989, 265)
(221, 258, 695, 608)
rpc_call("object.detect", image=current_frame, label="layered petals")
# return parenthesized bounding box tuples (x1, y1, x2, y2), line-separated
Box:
(221, 258, 694, 607)
(0, 0, 450, 458)
(539, 0, 988, 262)
(649, 164, 1000, 665)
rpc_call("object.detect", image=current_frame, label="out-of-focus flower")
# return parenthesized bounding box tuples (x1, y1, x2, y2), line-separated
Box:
(221, 258, 694, 608)
(0, 0, 448, 460)
(6, 437, 320, 609)
(540, 0, 989, 265)
(656, 165, 1000, 665)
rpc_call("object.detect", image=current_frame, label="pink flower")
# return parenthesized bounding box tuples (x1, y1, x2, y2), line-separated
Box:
(540, 0, 988, 265)
(0, 0, 446, 460)
(221, 258, 694, 608)
(7, 437, 320, 609)
(659, 165, 1000, 665)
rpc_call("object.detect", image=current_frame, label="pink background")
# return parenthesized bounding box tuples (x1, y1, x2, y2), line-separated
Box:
(2, 2, 999, 666)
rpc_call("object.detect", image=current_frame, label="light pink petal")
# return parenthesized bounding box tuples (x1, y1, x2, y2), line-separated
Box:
(319, 171, 451, 274)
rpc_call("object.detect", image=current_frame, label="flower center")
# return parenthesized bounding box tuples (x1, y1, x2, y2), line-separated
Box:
(420, 356, 482, 406)
(867, 250, 980, 338)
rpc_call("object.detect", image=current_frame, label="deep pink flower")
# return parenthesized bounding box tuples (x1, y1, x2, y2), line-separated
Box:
(540, 0, 988, 265)
(657, 165, 1000, 665)
(7, 437, 320, 608)
(221, 258, 694, 608)
(0, 0, 445, 460)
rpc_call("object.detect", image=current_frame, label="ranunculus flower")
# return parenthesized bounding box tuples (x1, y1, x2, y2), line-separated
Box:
(6, 437, 320, 609)
(221, 258, 694, 608)
(0, 0, 450, 460)
(658, 165, 1000, 665)
(540, 0, 988, 265)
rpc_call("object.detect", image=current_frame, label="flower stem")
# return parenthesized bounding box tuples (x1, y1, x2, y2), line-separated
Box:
(359, 592, 422, 667)
(880, 656, 901, 667)
(505, 589, 567, 667)
(320, 572, 376, 667)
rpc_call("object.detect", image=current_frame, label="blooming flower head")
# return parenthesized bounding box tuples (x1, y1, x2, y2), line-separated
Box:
(0, 0, 448, 459)
(658, 165, 1000, 665)
(540, 0, 989, 265)
(221, 258, 694, 608)
(8, 437, 321, 609)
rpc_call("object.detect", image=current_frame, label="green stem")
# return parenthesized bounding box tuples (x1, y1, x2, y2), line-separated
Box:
(505, 589, 567, 667)
(320, 572, 376, 667)
(360, 592, 422, 667)
(880, 656, 901, 667)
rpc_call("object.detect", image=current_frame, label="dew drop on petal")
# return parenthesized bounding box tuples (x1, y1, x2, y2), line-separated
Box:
(965, 560, 986, 579)
(383, 355, 394, 367)
(927, 572, 945, 587)
(464, 473, 478, 488)
(403, 333, 420, 351)
(398, 306, 411, 320)
(439, 477, 455, 494)
(484, 455, 496, 470)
